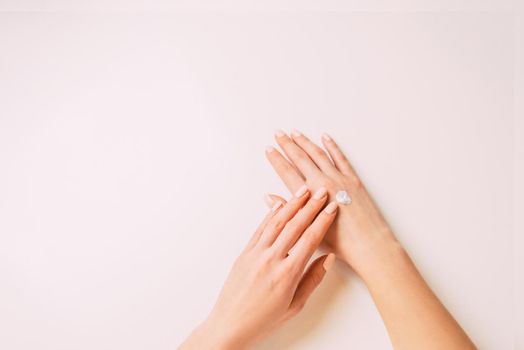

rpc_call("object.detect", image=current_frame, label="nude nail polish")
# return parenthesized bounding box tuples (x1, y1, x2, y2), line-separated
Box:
(324, 201, 338, 214)
(275, 129, 286, 138)
(271, 200, 283, 212)
(294, 184, 308, 198)
(313, 187, 327, 200)
(291, 129, 302, 137)
(322, 132, 332, 141)
(265, 145, 275, 153)
(323, 253, 336, 271)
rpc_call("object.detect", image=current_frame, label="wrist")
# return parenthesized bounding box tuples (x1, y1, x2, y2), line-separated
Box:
(338, 233, 411, 282)
(204, 318, 248, 350)
(353, 240, 418, 292)
(181, 318, 247, 350)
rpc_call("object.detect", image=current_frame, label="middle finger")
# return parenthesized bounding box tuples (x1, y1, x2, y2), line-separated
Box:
(290, 130, 339, 176)
(274, 130, 322, 179)
(258, 184, 310, 247)
(272, 186, 328, 257)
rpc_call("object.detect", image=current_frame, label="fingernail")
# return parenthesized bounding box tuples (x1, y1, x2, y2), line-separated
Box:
(271, 200, 283, 212)
(265, 145, 275, 153)
(313, 186, 327, 200)
(323, 253, 336, 271)
(294, 184, 308, 198)
(322, 133, 332, 141)
(264, 194, 274, 208)
(275, 129, 286, 138)
(324, 201, 338, 214)
(291, 129, 302, 137)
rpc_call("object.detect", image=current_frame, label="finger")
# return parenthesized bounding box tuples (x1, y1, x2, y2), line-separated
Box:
(258, 184, 310, 247)
(321, 133, 356, 176)
(289, 201, 338, 268)
(272, 187, 328, 256)
(245, 199, 284, 250)
(287, 253, 336, 316)
(274, 130, 322, 179)
(263, 194, 287, 209)
(290, 130, 339, 176)
(265, 146, 305, 193)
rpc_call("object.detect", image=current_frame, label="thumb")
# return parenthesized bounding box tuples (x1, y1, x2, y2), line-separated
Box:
(264, 193, 287, 209)
(287, 253, 336, 317)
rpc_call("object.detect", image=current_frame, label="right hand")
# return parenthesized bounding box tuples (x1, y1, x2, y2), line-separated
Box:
(179, 185, 338, 350)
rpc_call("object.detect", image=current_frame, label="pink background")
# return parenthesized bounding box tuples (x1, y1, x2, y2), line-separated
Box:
(0, 1, 522, 349)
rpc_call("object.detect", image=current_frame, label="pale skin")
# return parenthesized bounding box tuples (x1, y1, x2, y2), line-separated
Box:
(180, 129, 477, 350)
(179, 185, 339, 350)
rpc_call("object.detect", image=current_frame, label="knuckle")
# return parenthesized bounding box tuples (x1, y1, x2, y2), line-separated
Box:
(285, 221, 301, 234)
(306, 240, 317, 252)
(304, 203, 322, 217)
(257, 250, 274, 266)
(254, 256, 273, 278)
(296, 152, 307, 161)
(235, 248, 255, 263)
(282, 260, 299, 275)
(320, 177, 335, 190)
(270, 270, 289, 290)
(300, 236, 316, 253)
(312, 147, 325, 158)
(348, 174, 362, 188)
(275, 220, 286, 232)
(265, 220, 283, 235)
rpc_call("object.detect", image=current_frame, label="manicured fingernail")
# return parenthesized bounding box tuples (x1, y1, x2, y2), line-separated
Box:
(264, 194, 274, 208)
(291, 129, 302, 137)
(265, 145, 275, 153)
(322, 133, 332, 141)
(294, 184, 308, 198)
(324, 201, 338, 214)
(313, 186, 327, 200)
(275, 129, 286, 138)
(323, 253, 336, 271)
(271, 200, 283, 212)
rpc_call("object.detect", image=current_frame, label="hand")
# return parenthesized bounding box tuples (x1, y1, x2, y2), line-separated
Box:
(264, 131, 477, 350)
(265, 130, 403, 279)
(179, 185, 338, 350)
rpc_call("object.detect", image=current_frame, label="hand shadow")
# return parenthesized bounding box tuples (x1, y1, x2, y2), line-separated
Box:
(253, 260, 353, 350)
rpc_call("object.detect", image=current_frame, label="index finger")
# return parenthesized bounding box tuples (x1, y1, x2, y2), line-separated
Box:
(287, 201, 338, 269)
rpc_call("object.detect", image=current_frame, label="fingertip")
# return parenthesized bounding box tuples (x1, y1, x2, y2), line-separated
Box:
(321, 132, 332, 142)
(294, 184, 309, 198)
(275, 129, 286, 138)
(291, 129, 302, 138)
(312, 186, 328, 200)
(323, 201, 338, 214)
(265, 145, 276, 153)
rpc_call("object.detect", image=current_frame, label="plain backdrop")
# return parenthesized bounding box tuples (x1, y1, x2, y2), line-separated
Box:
(0, 2, 521, 350)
